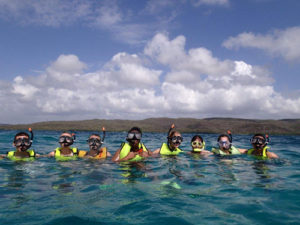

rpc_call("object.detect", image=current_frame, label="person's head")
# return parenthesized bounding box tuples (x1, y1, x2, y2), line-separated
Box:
(126, 127, 142, 148)
(217, 134, 231, 151)
(251, 134, 267, 150)
(87, 134, 102, 151)
(59, 132, 74, 147)
(168, 130, 183, 150)
(191, 135, 205, 152)
(13, 132, 31, 151)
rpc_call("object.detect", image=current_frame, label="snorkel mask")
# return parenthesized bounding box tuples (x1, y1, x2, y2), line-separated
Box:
(191, 140, 206, 152)
(14, 128, 34, 150)
(126, 132, 142, 141)
(59, 132, 75, 146)
(218, 130, 232, 150)
(167, 124, 183, 148)
(87, 127, 106, 151)
(126, 127, 142, 143)
(250, 134, 269, 149)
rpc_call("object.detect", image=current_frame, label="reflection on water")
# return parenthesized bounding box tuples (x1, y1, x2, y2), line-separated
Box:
(0, 131, 299, 225)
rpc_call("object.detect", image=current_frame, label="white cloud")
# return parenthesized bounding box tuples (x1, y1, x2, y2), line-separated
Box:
(92, 1, 122, 27)
(145, 33, 234, 77)
(0, 0, 232, 46)
(191, 0, 229, 6)
(1, 33, 300, 123)
(223, 26, 300, 62)
(0, 0, 92, 27)
(12, 76, 39, 100)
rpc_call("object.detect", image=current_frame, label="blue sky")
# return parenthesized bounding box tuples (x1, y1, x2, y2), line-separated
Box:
(0, 0, 299, 123)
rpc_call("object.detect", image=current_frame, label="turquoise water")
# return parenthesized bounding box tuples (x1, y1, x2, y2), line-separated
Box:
(0, 130, 299, 225)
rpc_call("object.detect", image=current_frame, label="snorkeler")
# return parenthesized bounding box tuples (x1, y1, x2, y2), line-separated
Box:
(152, 124, 183, 156)
(5, 128, 40, 160)
(246, 134, 278, 159)
(212, 131, 246, 155)
(78, 127, 111, 159)
(188, 135, 212, 155)
(112, 127, 150, 162)
(48, 131, 78, 159)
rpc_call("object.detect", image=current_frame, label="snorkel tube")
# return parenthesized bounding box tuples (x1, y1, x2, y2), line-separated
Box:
(227, 130, 232, 143)
(98, 127, 106, 150)
(167, 124, 175, 140)
(265, 134, 269, 145)
(101, 127, 106, 145)
(227, 130, 232, 149)
(167, 123, 175, 150)
(28, 127, 34, 148)
(94, 127, 106, 152)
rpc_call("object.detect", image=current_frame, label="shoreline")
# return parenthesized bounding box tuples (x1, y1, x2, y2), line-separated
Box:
(0, 117, 300, 135)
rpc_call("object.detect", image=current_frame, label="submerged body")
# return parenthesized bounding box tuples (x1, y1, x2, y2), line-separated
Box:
(246, 134, 278, 159)
(48, 132, 78, 160)
(112, 127, 150, 162)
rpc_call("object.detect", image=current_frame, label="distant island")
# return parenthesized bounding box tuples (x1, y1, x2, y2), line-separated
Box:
(0, 117, 300, 135)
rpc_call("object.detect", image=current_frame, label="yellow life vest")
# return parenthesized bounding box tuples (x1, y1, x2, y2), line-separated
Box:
(54, 147, 78, 161)
(247, 146, 269, 158)
(211, 145, 240, 155)
(7, 149, 35, 161)
(160, 143, 182, 155)
(119, 142, 147, 162)
(78, 147, 107, 159)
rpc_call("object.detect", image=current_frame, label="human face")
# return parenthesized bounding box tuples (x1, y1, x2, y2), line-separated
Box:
(218, 136, 231, 150)
(191, 137, 204, 150)
(169, 132, 182, 149)
(127, 130, 141, 147)
(251, 135, 265, 150)
(14, 135, 31, 151)
(59, 133, 73, 147)
(87, 135, 102, 151)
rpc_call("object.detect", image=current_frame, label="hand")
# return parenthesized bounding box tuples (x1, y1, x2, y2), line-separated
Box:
(139, 151, 148, 157)
(127, 151, 137, 159)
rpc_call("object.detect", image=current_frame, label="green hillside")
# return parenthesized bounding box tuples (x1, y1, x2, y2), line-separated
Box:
(0, 118, 300, 135)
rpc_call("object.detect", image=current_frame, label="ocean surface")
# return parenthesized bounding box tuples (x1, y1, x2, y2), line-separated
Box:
(0, 130, 299, 225)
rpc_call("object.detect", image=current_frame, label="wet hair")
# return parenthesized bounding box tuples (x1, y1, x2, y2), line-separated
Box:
(217, 134, 230, 142)
(14, 132, 29, 141)
(61, 131, 72, 136)
(191, 135, 203, 143)
(169, 130, 181, 138)
(89, 133, 100, 138)
(128, 127, 142, 134)
(252, 133, 266, 140)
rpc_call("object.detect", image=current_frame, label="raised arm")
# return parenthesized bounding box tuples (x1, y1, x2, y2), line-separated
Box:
(238, 148, 248, 154)
(151, 148, 161, 156)
(111, 149, 121, 162)
(267, 151, 279, 159)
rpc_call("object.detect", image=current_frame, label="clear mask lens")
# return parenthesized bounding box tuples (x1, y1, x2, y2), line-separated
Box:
(127, 132, 141, 140)
(59, 136, 73, 143)
(171, 136, 183, 143)
(15, 138, 31, 147)
(218, 140, 230, 149)
(251, 137, 265, 145)
(192, 141, 203, 148)
(87, 138, 101, 145)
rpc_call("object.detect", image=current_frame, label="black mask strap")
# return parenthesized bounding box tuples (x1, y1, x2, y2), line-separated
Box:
(167, 123, 175, 140)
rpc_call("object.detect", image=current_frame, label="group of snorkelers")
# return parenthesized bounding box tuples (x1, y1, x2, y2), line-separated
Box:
(0, 124, 278, 161)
